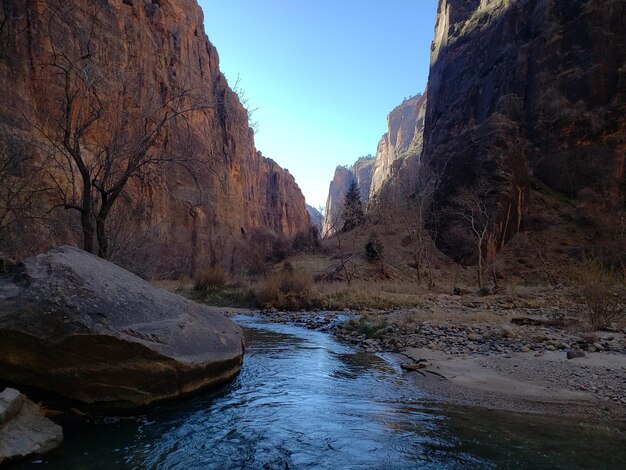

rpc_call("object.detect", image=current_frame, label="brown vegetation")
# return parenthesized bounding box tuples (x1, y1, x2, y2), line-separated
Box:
(193, 266, 229, 292)
(257, 268, 315, 310)
(568, 259, 625, 330)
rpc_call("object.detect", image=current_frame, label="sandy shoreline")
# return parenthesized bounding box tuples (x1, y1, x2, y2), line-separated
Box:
(393, 348, 626, 423)
(244, 307, 626, 423)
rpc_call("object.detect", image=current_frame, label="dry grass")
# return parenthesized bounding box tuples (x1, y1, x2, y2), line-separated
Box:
(193, 266, 228, 292)
(257, 269, 316, 310)
(315, 280, 425, 310)
(395, 307, 513, 325)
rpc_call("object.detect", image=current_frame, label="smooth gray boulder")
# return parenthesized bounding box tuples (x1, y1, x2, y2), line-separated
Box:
(0, 246, 244, 409)
(0, 387, 63, 463)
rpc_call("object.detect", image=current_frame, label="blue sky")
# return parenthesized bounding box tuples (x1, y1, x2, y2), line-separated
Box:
(199, 1, 438, 209)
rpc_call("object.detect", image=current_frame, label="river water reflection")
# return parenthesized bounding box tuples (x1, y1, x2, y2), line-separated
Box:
(26, 315, 626, 469)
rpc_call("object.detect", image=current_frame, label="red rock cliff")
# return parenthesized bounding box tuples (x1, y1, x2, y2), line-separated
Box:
(0, 0, 310, 275)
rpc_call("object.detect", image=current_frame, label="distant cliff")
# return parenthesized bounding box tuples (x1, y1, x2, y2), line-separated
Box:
(322, 156, 375, 236)
(422, 0, 625, 261)
(0, 0, 310, 275)
(370, 93, 428, 197)
(306, 204, 324, 233)
(321, 92, 428, 236)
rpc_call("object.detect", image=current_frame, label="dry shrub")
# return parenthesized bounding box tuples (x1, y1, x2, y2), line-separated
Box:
(571, 259, 625, 330)
(258, 269, 316, 310)
(343, 314, 389, 339)
(193, 266, 228, 292)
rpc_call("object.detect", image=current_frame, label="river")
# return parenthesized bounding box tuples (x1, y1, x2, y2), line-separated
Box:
(23, 315, 626, 469)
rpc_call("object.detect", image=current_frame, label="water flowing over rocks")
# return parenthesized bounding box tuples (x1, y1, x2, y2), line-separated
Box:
(0, 246, 245, 410)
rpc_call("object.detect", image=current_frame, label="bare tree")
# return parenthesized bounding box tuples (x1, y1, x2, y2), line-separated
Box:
(0, 132, 46, 248)
(21, 0, 216, 258)
(382, 175, 438, 288)
(231, 74, 259, 134)
(324, 207, 358, 285)
(447, 182, 525, 289)
(447, 187, 495, 289)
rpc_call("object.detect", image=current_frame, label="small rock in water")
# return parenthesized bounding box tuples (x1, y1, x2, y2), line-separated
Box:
(0, 388, 63, 464)
(566, 350, 586, 359)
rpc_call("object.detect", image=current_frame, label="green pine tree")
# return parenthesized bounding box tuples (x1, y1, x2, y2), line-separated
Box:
(342, 180, 364, 231)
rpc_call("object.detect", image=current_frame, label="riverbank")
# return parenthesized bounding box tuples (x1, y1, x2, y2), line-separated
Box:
(395, 348, 626, 423)
(248, 293, 626, 423)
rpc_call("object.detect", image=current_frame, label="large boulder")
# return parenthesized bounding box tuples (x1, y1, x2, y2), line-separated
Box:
(0, 387, 63, 464)
(0, 246, 244, 409)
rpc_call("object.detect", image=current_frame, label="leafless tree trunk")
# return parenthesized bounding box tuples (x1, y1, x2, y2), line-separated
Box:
(325, 208, 357, 285)
(382, 172, 438, 288)
(448, 187, 494, 289)
(20, 0, 216, 258)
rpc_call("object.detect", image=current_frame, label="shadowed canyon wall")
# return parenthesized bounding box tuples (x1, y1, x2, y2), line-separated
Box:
(0, 0, 310, 275)
(421, 0, 625, 261)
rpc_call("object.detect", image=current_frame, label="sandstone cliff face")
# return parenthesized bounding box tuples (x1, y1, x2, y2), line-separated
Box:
(422, 0, 625, 261)
(0, 0, 310, 274)
(321, 156, 375, 236)
(370, 94, 428, 197)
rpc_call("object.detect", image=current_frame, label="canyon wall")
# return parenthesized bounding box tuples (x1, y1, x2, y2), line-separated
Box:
(306, 204, 324, 233)
(421, 0, 625, 261)
(370, 93, 428, 197)
(0, 0, 310, 275)
(322, 156, 375, 236)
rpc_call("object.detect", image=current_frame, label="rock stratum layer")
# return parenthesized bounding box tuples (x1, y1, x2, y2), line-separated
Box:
(0, 0, 310, 275)
(422, 0, 625, 260)
(0, 246, 245, 409)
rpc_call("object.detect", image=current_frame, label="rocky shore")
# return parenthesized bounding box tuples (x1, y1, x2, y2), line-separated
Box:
(253, 294, 626, 422)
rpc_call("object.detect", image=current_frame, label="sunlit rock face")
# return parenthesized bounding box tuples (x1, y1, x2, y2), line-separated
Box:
(422, 0, 626, 261)
(370, 94, 428, 197)
(0, 0, 309, 274)
(322, 157, 375, 237)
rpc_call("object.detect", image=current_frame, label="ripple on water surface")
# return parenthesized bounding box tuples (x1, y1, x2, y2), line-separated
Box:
(19, 315, 626, 470)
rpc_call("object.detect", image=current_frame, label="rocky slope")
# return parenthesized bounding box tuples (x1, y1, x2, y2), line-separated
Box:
(421, 0, 625, 261)
(0, 0, 310, 275)
(322, 156, 375, 236)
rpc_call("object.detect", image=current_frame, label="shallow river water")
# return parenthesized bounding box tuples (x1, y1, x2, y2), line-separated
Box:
(23, 315, 626, 469)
